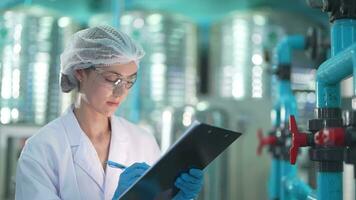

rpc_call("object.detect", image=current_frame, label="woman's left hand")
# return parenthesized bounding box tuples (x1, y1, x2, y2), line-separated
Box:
(173, 168, 204, 200)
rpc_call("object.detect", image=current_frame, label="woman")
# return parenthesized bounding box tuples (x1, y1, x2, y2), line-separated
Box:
(15, 25, 203, 200)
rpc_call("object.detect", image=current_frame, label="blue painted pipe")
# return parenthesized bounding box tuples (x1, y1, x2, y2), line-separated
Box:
(314, 19, 356, 200)
(316, 42, 356, 107)
(271, 105, 281, 128)
(280, 160, 296, 200)
(276, 35, 306, 65)
(280, 160, 315, 200)
(278, 80, 298, 125)
(112, 0, 121, 28)
(112, 0, 142, 122)
(283, 163, 316, 200)
(268, 159, 281, 200)
(317, 172, 342, 200)
(277, 67, 299, 200)
(316, 19, 356, 108)
(275, 35, 304, 126)
(285, 177, 317, 200)
(316, 43, 356, 84)
(268, 35, 308, 200)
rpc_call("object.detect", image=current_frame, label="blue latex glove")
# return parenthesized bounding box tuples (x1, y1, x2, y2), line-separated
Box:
(112, 162, 150, 200)
(173, 168, 204, 200)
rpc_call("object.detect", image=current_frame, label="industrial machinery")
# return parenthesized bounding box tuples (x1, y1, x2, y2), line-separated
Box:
(257, 29, 326, 199)
(211, 9, 324, 200)
(288, 0, 356, 200)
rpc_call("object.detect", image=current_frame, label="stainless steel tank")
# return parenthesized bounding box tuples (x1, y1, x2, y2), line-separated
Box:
(0, 6, 79, 125)
(0, 7, 79, 199)
(114, 11, 199, 124)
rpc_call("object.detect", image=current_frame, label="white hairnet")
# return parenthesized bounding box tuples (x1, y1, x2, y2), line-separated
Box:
(60, 25, 145, 93)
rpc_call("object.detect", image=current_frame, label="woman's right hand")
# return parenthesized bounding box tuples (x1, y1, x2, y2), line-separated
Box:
(112, 162, 150, 200)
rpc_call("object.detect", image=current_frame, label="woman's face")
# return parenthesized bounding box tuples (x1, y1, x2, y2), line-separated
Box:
(76, 61, 138, 117)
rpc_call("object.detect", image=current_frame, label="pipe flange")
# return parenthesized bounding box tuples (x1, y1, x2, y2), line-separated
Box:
(305, 27, 328, 65)
(317, 161, 344, 172)
(344, 146, 356, 164)
(308, 118, 343, 131)
(309, 147, 344, 162)
(323, 0, 356, 22)
(315, 107, 341, 119)
(275, 64, 291, 80)
(348, 110, 356, 126)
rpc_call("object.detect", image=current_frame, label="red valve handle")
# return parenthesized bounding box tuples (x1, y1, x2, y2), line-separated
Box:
(256, 129, 277, 156)
(289, 115, 308, 164)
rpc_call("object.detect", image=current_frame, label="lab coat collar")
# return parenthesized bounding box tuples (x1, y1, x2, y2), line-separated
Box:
(104, 116, 130, 198)
(61, 104, 82, 147)
(60, 104, 130, 195)
(60, 104, 105, 191)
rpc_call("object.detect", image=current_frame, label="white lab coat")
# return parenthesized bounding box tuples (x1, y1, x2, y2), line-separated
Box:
(15, 105, 161, 200)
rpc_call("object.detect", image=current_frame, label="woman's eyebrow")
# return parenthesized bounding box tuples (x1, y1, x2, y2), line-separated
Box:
(128, 72, 137, 78)
(106, 70, 137, 78)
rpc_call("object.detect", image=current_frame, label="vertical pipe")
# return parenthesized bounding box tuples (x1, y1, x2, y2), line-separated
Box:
(273, 35, 305, 200)
(268, 159, 280, 200)
(130, 72, 141, 123)
(350, 19, 356, 200)
(315, 18, 356, 200)
(112, 0, 121, 28)
(353, 49, 356, 97)
(112, 0, 141, 122)
(317, 19, 356, 108)
(317, 172, 342, 200)
(279, 80, 297, 200)
(278, 80, 298, 126)
(280, 160, 298, 200)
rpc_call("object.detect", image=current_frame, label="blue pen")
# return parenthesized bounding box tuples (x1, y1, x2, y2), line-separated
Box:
(107, 160, 127, 170)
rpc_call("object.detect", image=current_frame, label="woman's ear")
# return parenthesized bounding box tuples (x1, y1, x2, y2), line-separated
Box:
(74, 69, 85, 82)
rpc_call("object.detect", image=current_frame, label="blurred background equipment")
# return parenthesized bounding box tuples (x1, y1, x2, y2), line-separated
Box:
(0, 5, 79, 200)
(0, 6, 78, 126)
(2, 0, 356, 200)
(117, 11, 199, 125)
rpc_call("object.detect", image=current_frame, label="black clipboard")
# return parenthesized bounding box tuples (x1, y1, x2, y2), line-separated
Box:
(119, 121, 242, 200)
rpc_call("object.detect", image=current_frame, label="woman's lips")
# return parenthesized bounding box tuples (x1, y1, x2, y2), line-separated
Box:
(107, 102, 120, 107)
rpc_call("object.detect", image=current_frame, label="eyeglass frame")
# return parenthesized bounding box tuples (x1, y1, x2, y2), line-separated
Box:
(88, 65, 138, 90)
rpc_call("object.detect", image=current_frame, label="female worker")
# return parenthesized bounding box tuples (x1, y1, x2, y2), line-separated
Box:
(15, 25, 203, 200)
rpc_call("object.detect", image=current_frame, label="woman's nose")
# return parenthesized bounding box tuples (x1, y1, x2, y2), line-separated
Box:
(112, 85, 125, 97)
